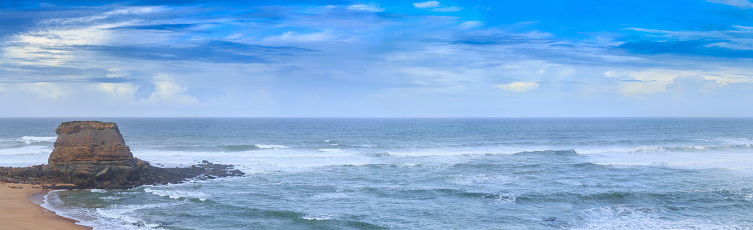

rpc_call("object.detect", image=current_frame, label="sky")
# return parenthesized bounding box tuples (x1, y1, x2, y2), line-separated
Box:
(0, 0, 752, 117)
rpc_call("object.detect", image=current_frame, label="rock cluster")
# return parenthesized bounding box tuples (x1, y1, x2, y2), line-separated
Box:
(0, 121, 244, 189)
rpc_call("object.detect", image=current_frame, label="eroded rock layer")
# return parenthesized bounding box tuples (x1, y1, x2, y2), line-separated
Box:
(48, 121, 134, 176)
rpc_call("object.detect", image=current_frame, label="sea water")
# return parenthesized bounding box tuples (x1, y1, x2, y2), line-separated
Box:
(2, 118, 753, 229)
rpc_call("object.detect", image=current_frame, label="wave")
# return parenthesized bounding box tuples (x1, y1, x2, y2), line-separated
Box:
(0, 136, 56, 149)
(576, 143, 753, 155)
(302, 214, 333, 221)
(19, 136, 57, 144)
(42, 190, 163, 230)
(0, 145, 52, 155)
(219, 145, 260, 152)
(255, 144, 288, 149)
(576, 204, 745, 230)
(512, 149, 578, 156)
(317, 148, 342, 152)
(155, 144, 290, 152)
(144, 187, 210, 202)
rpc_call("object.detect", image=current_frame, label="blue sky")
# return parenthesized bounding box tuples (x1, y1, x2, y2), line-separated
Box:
(0, 0, 752, 117)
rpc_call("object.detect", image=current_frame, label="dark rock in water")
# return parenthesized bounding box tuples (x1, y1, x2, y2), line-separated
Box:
(0, 121, 244, 189)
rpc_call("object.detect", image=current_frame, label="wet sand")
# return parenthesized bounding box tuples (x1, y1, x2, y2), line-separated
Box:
(0, 183, 91, 230)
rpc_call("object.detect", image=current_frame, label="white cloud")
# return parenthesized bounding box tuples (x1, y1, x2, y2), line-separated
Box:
(97, 83, 139, 99)
(46, 6, 163, 25)
(144, 74, 198, 104)
(0, 6, 177, 67)
(225, 33, 243, 39)
(495, 82, 539, 92)
(707, 40, 753, 50)
(347, 3, 385, 12)
(25, 83, 67, 100)
(263, 31, 339, 43)
(625, 26, 753, 51)
(459, 21, 482, 29)
(413, 1, 462, 12)
(106, 68, 131, 78)
(524, 31, 553, 38)
(430, 6, 463, 12)
(3, 24, 116, 66)
(707, 0, 753, 8)
(414, 1, 440, 8)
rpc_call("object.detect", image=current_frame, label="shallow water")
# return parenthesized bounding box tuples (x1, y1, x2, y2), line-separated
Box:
(2, 118, 753, 229)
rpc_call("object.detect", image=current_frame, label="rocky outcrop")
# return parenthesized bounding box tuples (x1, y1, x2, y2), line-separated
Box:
(0, 121, 243, 189)
(48, 121, 135, 177)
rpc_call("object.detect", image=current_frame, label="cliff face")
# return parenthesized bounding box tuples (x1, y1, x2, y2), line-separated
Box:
(48, 121, 135, 177)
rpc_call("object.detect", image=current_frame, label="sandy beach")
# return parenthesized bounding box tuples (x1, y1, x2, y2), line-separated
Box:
(0, 183, 90, 230)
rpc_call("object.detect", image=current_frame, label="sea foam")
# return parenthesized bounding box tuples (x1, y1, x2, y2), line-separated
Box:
(144, 187, 209, 201)
(19, 136, 57, 144)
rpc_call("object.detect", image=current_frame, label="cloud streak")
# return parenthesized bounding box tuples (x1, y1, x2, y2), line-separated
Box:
(707, 0, 753, 8)
(496, 82, 539, 92)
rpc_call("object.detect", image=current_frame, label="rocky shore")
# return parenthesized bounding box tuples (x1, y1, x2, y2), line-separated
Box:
(0, 121, 243, 189)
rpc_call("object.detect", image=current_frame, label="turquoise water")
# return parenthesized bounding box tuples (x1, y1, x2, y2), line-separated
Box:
(2, 118, 753, 229)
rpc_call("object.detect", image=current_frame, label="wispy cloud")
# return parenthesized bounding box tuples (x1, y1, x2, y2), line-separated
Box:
(459, 21, 482, 29)
(412, 1, 462, 12)
(347, 3, 385, 12)
(262, 31, 342, 43)
(495, 82, 539, 92)
(413, 1, 440, 8)
(707, 0, 753, 8)
(620, 26, 753, 58)
(430, 6, 463, 12)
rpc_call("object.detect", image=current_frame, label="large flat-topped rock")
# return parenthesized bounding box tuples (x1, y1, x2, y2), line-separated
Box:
(0, 121, 243, 189)
(48, 121, 134, 176)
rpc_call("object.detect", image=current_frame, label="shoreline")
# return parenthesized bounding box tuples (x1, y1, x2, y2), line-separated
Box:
(0, 183, 91, 230)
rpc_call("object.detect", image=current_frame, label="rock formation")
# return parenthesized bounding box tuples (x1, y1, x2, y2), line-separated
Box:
(0, 121, 243, 189)
(48, 121, 136, 176)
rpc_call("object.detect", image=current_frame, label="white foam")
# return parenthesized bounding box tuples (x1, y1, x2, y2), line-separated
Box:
(92, 200, 181, 229)
(0, 145, 53, 167)
(19, 136, 57, 144)
(302, 214, 333, 221)
(383, 145, 548, 157)
(576, 143, 753, 156)
(310, 193, 349, 200)
(144, 187, 209, 201)
(576, 205, 734, 230)
(717, 137, 753, 145)
(585, 148, 753, 171)
(317, 148, 342, 152)
(99, 196, 122, 201)
(453, 174, 516, 186)
(0, 145, 52, 155)
(575, 146, 663, 155)
(490, 193, 517, 204)
(255, 144, 288, 149)
(89, 189, 107, 193)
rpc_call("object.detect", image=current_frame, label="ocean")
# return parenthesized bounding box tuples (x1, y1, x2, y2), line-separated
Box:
(2, 118, 753, 229)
